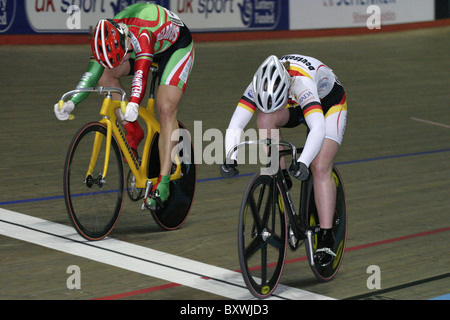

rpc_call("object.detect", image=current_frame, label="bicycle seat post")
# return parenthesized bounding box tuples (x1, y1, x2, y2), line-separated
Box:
(146, 66, 159, 115)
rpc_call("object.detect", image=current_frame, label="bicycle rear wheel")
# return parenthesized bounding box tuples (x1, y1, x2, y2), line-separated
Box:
(146, 121, 196, 230)
(64, 122, 124, 241)
(307, 167, 347, 281)
(238, 173, 287, 299)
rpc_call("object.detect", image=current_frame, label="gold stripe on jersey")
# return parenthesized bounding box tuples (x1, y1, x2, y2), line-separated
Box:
(238, 97, 257, 113)
(325, 101, 348, 118)
(288, 66, 313, 80)
(303, 103, 323, 118)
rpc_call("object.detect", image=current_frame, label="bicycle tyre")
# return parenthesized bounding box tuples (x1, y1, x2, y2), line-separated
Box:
(306, 167, 347, 281)
(64, 122, 124, 241)
(146, 121, 196, 230)
(238, 173, 287, 299)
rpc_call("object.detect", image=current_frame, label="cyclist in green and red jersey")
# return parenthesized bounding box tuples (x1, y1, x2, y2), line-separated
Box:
(54, 3, 195, 209)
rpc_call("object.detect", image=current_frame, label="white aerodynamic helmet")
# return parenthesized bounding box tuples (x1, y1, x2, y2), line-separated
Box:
(252, 55, 290, 113)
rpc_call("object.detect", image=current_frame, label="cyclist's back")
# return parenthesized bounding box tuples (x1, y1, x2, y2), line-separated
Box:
(114, 3, 187, 57)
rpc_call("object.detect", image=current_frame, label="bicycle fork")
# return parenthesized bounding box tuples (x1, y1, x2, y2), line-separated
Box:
(278, 177, 303, 250)
(82, 126, 111, 190)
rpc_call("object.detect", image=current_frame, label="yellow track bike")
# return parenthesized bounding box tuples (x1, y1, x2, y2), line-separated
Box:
(59, 65, 196, 241)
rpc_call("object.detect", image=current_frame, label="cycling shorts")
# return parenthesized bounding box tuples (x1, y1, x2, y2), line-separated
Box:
(284, 82, 347, 145)
(129, 24, 194, 92)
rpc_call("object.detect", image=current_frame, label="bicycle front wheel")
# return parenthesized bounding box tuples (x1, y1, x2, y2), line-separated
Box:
(307, 167, 347, 281)
(64, 122, 124, 241)
(238, 173, 287, 299)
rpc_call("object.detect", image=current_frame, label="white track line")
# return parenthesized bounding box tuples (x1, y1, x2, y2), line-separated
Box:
(0, 208, 333, 300)
(410, 117, 450, 129)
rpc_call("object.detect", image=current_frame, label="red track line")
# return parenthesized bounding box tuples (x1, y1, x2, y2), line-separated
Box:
(343, 227, 450, 253)
(94, 226, 449, 300)
(93, 282, 182, 300)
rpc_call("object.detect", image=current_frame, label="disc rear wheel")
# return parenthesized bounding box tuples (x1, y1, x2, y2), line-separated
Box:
(146, 121, 196, 230)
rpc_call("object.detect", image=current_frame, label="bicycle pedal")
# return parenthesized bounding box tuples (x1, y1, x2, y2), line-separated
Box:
(288, 226, 299, 250)
(141, 181, 153, 210)
(143, 191, 166, 211)
(154, 196, 165, 209)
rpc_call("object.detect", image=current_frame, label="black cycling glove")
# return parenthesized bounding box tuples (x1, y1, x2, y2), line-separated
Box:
(289, 161, 309, 181)
(219, 160, 239, 178)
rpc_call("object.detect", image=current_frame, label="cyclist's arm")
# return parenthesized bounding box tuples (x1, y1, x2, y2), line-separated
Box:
(292, 77, 326, 166)
(225, 84, 255, 161)
(70, 58, 104, 106)
(129, 30, 155, 106)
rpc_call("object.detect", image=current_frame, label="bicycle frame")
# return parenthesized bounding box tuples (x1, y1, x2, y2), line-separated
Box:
(59, 84, 183, 192)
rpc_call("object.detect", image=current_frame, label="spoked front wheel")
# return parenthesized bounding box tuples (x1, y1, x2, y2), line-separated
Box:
(306, 167, 347, 281)
(64, 122, 124, 241)
(238, 173, 287, 299)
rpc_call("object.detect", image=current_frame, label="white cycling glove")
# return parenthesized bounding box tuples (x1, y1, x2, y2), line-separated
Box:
(122, 102, 139, 122)
(54, 100, 75, 121)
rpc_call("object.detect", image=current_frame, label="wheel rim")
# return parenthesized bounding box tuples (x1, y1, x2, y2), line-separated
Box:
(64, 123, 124, 240)
(238, 174, 287, 298)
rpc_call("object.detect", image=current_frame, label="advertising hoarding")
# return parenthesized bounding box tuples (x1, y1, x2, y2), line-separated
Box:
(290, 0, 435, 30)
(1, 0, 288, 34)
(0, 0, 438, 35)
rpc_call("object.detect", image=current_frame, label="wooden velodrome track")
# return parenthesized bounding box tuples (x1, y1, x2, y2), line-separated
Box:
(1, 25, 449, 302)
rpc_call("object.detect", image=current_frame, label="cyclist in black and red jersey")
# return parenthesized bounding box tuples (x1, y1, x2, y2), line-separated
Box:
(54, 3, 194, 209)
(221, 55, 348, 266)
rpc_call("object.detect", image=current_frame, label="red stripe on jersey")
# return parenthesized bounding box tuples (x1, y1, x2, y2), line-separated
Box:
(115, 14, 161, 29)
(339, 93, 347, 105)
(303, 104, 323, 117)
(288, 69, 304, 77)
(168, 58, 188, 86)
(239, 98, 256, 111)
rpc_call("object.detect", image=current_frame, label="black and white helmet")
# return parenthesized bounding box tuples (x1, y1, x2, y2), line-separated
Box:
(252, 55, 290, 113)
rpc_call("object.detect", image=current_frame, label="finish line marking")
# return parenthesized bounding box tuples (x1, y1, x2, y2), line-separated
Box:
(0, 208, 332, 300)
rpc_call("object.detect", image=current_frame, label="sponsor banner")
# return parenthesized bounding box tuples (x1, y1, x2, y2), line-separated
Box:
(1, 0, 287, 34)
(1, 0, 169, 34)
(171, 0, 289, 32)
(290, 0, 435, 30)
(0, 0, 437, 35)
(0, 0, 18, 33)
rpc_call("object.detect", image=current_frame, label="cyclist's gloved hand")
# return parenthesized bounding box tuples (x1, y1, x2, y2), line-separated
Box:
(122, 102, 139, 122)
(220, 160, 239, 178)
(54, 100, 74, 121)
(289, 161, 309, 181)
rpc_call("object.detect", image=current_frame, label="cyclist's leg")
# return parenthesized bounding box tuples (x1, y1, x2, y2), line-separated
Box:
(146, 41, 194, 207)
(156, 85, 184, 176)
(310, 102, 347, 265)
(310, 139, 340, 229)
(256, 108, 290, 168)
(144, 85, 183, 207)
(311, 101, 347, 227)
(257, 106, 303, 187)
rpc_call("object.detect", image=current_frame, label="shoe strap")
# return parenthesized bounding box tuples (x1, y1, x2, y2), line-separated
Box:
(315, 247, 336, 257)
